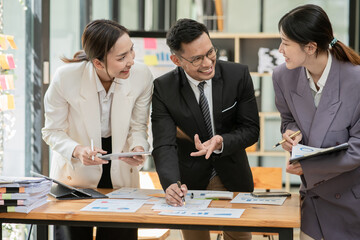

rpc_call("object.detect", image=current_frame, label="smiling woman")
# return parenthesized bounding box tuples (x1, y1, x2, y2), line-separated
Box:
(42, 19, 153, 240)
(273, 4, 360, 240)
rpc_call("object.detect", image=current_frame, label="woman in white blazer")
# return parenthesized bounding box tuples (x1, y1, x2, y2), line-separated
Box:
(42, 19, 153, 240)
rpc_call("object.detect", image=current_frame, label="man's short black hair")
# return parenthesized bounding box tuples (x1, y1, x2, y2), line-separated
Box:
(166, 18, 210, 53)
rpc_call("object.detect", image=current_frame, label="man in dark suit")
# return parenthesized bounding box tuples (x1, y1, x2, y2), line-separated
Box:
(151, 18, 259, 240)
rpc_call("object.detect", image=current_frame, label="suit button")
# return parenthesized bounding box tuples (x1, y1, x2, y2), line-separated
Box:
(130, 168, 133, 173)
(312, 196, 319, 199)
(335, 193, 341, 199)
(67, 176, 72, 181)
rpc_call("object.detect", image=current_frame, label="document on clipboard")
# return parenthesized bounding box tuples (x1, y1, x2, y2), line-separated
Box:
(290, 143, 349, 164)
(99, 151, 152, 160)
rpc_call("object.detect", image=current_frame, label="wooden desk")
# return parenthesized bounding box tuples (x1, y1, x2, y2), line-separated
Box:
(0, 191, 300, 240)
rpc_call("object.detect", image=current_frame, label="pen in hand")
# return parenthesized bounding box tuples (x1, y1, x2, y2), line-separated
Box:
(177, 180, 186, 205)
(91, 139, 94, 161)
(273, 130, 301, 148)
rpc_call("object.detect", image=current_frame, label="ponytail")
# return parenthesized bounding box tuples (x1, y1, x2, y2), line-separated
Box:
(330, 41, 360, 65)
(61, 50, 89, 63)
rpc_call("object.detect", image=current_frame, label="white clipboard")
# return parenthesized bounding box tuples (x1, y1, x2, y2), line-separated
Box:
(289, 143, 349, 164)
(99, 151, 152, 160)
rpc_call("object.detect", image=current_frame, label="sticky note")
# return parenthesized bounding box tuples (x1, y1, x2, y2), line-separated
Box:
(6, 75, 14, 89)
(144, 55, 158, 66)
(0, 54, 10, 69)
(7, 55, 16, 69)
(144, 38, 157, 49)
(6, 35, 17, 49)
(7, 95, 15, 110)
(0, 75, 7, 90)
(0, 35, 7, 50)
(0, 95, 8, 111)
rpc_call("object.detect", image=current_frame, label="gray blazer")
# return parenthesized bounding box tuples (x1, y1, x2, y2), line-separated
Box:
(273, 57, 360, 240)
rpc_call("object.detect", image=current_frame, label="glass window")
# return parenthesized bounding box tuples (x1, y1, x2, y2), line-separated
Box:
(50, 0, 81, 77)
(2, 0, 26, 176)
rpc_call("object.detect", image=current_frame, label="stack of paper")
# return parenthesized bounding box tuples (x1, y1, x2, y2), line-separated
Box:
(0, 176, 52, 213)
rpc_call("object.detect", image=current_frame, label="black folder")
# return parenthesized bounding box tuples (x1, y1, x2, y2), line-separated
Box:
(31, 172, 108, 200)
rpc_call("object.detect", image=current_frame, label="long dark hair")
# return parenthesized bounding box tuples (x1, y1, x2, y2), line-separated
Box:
(62, 19, 129, 71)
(279, 4, 360, 65)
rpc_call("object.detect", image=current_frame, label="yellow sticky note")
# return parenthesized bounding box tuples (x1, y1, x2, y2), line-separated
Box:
(0, 54, 10, 69)
(0, 34, 8, 50)
(144, 55, 158, 66)
(6, 35, 17, 49)
(7, 95, 15, 110)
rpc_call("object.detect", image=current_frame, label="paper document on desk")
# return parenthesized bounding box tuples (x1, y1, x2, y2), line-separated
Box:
(107, 188, 164, 199)
(231, 193, 286, 205)
(152, 199, 212, 211)
(99, 151, 151, 160)
(159, 208, 245, 218)
(81, 199, 147, 213)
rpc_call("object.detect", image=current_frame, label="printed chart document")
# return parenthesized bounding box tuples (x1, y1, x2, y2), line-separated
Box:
(99, 151, 151, 160)
(152, 199, 212, 211)
(231, 193, 287, 205)
(159, 208, 245, 218)
(81, 199, 147, 213)
(290, 143, 349, 164)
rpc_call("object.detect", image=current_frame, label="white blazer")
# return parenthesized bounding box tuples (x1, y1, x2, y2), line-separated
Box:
(42, 61, 153, 189)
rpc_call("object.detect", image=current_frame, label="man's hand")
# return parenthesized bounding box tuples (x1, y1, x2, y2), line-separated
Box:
(118, 146, 146, 166)
(281, 129, 302, 152)
(73, 145, 108, 165)
(165, 183, 188, 206)
(190, 134, 223, 159)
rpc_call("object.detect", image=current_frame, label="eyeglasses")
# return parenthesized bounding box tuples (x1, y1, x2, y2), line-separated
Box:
(177, 47, 218, 67)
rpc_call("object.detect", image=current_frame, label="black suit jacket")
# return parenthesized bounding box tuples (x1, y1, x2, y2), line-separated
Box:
(151, 60, 259, 192)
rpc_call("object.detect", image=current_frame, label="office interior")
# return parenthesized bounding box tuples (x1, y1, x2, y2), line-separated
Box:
(1, 0, 359, 239)
(1, 0, 359, 191)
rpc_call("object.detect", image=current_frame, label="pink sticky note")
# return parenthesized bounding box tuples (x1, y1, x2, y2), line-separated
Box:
(7, 55, 15, 69)
(144, 38, 157, 49)
(0, 75, 6, 90)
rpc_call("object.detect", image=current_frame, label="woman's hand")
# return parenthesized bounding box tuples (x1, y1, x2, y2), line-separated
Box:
(118, 146, 146, 166)
(281, 129, 302, 152)
(73, 145, 108, 165)
(286, 160, 303, 175)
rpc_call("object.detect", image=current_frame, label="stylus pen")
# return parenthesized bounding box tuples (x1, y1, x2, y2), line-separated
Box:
(273, 130, 301, 148)
(91, 139, 94, 161)
(177, 180, 186, 205)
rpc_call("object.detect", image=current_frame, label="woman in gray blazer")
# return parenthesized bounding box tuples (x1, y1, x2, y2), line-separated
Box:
(272, 4, 360, 240)
(42, 20, 153, 240)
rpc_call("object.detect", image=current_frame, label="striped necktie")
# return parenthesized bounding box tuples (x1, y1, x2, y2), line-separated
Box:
(198, 81, 217, 180)
(198, 81, 213, 139)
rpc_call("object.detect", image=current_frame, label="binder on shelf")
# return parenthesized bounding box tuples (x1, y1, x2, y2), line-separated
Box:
(32, 172, 108, 200)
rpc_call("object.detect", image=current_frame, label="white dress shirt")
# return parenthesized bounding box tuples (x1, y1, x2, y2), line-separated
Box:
(95, 74, 116, 138)
(184, 72, 223, 153)
(306, 52, 332, 107)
